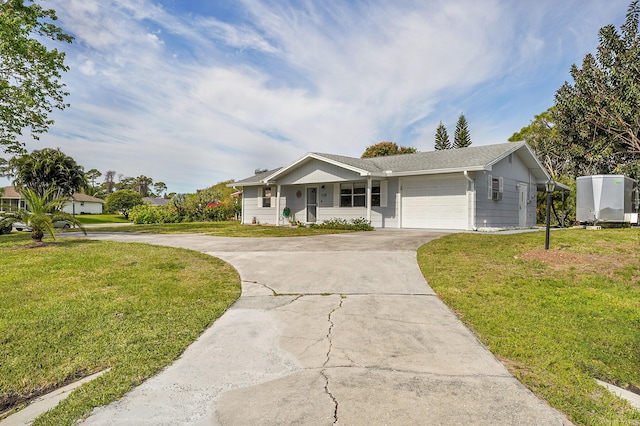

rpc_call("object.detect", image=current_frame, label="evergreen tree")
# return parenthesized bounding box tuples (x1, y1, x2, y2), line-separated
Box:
(434, 122, 450, 150)
(554, 0, 640, 178)
(453, 114, 472, 148)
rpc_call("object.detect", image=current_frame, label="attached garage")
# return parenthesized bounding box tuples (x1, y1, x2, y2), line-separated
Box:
(401, 175, 468, 229)
(234, 142, 553, 231)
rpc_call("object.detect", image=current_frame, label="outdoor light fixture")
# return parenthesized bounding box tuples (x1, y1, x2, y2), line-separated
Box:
(545, 179, 556, 250)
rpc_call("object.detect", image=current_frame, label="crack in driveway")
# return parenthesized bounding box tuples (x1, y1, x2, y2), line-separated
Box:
(321, 297, 344, 424)
(242, 279, 278, 295)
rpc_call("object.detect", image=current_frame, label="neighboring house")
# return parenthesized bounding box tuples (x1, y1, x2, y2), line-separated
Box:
(0, 186, 104, 214)
(142, 197, 171, 207)
(234, 142, 562, 231)
(62, 193, 105, 214)
(0, 186, 25, 212)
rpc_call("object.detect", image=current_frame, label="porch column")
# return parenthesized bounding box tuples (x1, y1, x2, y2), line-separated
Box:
(366, 177, 372, 222)
(241, 190, 245, 224)
(275, 185, 282, 226)
(463, 171, 476, 231)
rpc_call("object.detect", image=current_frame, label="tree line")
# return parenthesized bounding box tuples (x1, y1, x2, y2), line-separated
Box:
(1, 148, 169, 199)
(511, 0, 640, 182)
(360, 114, 473, 158)
(435, 114, 472, 150)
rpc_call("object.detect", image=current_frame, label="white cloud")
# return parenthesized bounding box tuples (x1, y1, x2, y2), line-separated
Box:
(12, 0, 628, 195)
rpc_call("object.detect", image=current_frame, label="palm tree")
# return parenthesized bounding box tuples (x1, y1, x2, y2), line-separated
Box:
(1, 187, 86, 242)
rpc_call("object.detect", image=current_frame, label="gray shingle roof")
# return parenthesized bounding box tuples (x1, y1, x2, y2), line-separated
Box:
(234, 167, 283, 185)
(369, 142, 526, 172)
(235, 142, 534, 184)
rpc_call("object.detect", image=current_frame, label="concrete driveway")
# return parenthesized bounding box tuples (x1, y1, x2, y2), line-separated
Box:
(81, 230, 570, 425)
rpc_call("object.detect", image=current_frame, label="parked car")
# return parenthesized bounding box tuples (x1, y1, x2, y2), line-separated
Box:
(0, 217, 11, 234)
(13, 220, 72, 232)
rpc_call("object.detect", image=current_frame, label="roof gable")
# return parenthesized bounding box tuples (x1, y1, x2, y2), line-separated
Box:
(234, 142, 550, 184)
(2, 186, 105, 203)
(72, 193, 105, 203)
(1, 186, 22, 199)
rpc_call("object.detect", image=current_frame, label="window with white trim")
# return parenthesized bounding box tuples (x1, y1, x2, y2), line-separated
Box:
(340, 182, 366, 207)
(488, 175, 503, 201)
(372, 181, 381, 207)
(262, 186, 272, 207)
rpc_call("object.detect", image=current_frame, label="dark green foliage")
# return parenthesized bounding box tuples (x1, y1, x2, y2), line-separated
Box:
(129, 204, 180, 224)
(104, 190, 143, 219)
(129, 202, 240, 224)
(554, 0, 640, 179)
(509, 108, 569, 177)
(361, 141, 418, 158)
(129, 181, 241, 224)
(310, 217, 374, 231)
(8, 148, 86, 199)
(453, 114, 472, 148)
(434, 122, 450, 150)
(0, 0, 73, 154)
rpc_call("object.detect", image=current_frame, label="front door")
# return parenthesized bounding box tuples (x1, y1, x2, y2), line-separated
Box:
(306, 187, 317, 223)
(518, 184, 528, 227)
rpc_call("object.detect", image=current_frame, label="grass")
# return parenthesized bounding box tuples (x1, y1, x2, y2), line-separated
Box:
(417, 228, 640, 425)
(0, 232, 241, 424)
(74, 220, 355, 236)
(74, 214, 130, 224)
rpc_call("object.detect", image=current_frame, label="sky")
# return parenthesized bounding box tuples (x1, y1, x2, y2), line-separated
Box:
(0, 0, 633, 194)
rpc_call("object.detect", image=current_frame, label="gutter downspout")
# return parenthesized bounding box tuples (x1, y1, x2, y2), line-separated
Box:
(366, 177, 372, 223)
(275, 185, 281, 226)
(464, 171, 477, 231)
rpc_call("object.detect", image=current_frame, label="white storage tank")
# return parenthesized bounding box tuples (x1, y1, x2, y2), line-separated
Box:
(576, 175, 639, 224)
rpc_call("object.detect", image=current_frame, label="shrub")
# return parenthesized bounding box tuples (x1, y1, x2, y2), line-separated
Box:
(310, 217, 374, 231)
(130, 201, 240, 224)
(130, 204, 180, 224)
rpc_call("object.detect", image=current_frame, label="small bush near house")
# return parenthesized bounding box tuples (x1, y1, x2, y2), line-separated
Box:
(130, 204, 180, 224)
(181, 202, 240, 223)
(310, 217, 374, 231)
(129, 201, 241, 224)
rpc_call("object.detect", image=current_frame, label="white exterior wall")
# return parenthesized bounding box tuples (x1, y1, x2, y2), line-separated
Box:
(278, 160, 363, 185)
(242, 178, 400, 228)
(400, 174, 468, 229)
(239, 147, 544, 230)
(62, 201, 103, 214)
(313, 180, 399, 228)
(474, 153, 537, 229)
(241, 186, 278, 224)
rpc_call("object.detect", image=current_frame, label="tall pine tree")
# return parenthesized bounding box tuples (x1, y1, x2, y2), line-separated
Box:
(453, 114, 472, 148)
(434, 122, 450, 150)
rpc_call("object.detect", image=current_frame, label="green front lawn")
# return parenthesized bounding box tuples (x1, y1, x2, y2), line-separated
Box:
(417, 229, 640, 425)
(77, 220, 354, 236)
(0, 233, 240, 424)
(74, 213, 130, 224)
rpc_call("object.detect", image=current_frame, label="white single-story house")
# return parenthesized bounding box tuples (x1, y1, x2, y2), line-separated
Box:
(61, 193, 105, 214)
(233, 142, 561, 231)
(1, 186, 104, 214)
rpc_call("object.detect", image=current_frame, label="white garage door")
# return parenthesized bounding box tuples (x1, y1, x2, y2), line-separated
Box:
(401, 175, 468, 229)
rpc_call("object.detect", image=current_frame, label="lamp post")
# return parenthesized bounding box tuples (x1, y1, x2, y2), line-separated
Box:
(545, 179, 556, 250)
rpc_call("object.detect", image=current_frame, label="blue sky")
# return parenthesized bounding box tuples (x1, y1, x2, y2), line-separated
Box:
(0, 0, 632, 193)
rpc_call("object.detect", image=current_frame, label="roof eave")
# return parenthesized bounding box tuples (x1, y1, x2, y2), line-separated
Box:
(264, 153, 372, 183)
(388, 165, 487, 177)
(485, 142, 527, 169)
